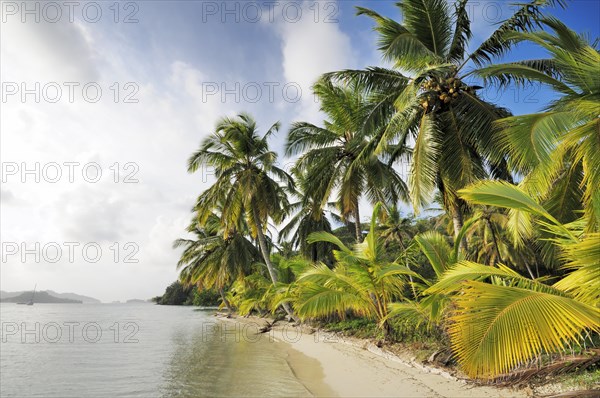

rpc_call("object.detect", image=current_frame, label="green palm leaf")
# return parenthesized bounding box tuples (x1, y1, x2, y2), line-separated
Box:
(458, 180, 558, 225)
(465, 0, 565, 67)
(414, 231, 452, 277)
(307, 231, 352, 254)
(447, 0, 471, 63)
(396, 0, 452, 57)
(409, 113, 440, 210)
(356, 7, 439, 72)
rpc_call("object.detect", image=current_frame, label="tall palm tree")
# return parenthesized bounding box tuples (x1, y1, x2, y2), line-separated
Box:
(323, 0, 565, 248)
(174, 213, 261, 312)
(188, 113, 296, 318)
(476, 18, 600, 232)
(286, 80, 408, 242)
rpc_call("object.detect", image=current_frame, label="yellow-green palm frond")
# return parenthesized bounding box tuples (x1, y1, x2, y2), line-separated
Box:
(554, 233, 600, 306)
(294, 263, 374, 320)
(413, 231, 453, 277)
(427, 261, 558, 294)
(387, 292, 451, 330)
(387, 301, 429, 329)
(307, 231, 352, 254)
(459, 180, 576, 241)
(450, 280, 600, 378)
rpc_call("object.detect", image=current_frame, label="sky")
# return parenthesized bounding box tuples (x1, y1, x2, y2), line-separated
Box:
(1, 0, 598, 302)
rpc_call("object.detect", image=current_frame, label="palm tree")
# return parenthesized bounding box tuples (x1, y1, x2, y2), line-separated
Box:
(188, 113, 296, 318)
(379, 205, 414, 251)
(323, 0, 565, 248)
(462, 207, 511, 263)
(289, 203, 421, 334)
(174, 213, 261, 312)
(279, 170, 338, 263)
(424, 180, 600, 378)
(286, 80, 408, 243)
(476, 18, 600, 232)
(386, 229, 460, 333)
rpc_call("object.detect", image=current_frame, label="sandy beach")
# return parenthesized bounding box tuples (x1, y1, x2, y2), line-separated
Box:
(219, 315, 525, 398)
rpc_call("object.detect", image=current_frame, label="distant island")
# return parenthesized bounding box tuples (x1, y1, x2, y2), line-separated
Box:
(153, 281, 220, 306)
(1, 290, 100, 303)
(126, 299, 151, 304)
(0, 291, 82, 304)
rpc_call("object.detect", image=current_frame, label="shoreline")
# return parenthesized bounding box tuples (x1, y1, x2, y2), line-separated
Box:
(217, 314, 526, 398)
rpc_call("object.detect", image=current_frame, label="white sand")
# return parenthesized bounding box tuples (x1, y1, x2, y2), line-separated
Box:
(220, 316, 525, 398)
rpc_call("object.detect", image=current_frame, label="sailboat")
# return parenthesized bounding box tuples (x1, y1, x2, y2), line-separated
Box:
(27, 284, 36, 305)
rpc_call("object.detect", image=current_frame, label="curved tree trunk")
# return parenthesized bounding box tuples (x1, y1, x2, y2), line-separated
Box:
(251, 203, 297, 321)
(219, 287, 233, 314)
(354, 199, 362, 243)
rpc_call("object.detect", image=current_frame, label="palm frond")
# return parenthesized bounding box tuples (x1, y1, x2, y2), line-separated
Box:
(410, 113, 441, 211)
(466, 0, 566, 67)
(450, 280, 600, 378)
(395, 0, 452, 57)
(447, 0, 471, 63)
(414, 231, 452, 277)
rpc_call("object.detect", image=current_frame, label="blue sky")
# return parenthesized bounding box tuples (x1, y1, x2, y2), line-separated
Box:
(1, 0, 598, 301)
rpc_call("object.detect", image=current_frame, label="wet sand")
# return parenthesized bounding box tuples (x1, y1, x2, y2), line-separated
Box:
(220, 315, 525, 398)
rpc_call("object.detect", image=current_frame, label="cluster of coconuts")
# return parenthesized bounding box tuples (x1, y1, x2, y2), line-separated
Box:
(420, 77, 471, 111)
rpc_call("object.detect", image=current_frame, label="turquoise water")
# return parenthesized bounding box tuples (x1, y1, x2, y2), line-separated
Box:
(0, 303, 311, 397)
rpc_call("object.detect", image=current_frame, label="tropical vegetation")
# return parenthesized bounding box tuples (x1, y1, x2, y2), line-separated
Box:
(172, 0, 599, 383)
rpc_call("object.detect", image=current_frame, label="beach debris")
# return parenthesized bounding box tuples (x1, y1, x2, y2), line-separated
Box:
(428, 350, 441, 363)
(492, 349, 600, 387)
(258, 320, 277, 333)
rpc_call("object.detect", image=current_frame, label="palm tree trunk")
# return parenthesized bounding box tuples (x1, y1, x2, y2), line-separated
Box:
(382, 319, 392, 340)
(487, 219, 502, 266)
(219, 287, 233, 313)
(524, 263, 536, 280)
(253, 207, 279, 284)
(451, 202, 467, 252)
(354, 199, 362, 242)
(251, 203, 297, 321)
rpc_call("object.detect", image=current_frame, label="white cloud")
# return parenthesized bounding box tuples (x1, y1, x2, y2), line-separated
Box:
(274, 1, 357, 124)
(0, 1, 375, 302)
(1, 18, 99, 83)
(0, 17, 224, 301)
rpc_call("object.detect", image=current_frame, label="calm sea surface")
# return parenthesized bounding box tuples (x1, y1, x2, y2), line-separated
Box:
(0, 303, 311, 397)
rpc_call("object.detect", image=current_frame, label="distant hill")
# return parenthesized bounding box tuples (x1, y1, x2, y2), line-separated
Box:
(0, 290, 21, 299)
(45, 291, 101, 304)
(1, 290, 100, 303)
(0, 291, 82, 304)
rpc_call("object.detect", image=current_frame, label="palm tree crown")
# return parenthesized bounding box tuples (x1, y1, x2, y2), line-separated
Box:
(188, 113, 295, 317)
(477, 18, 600, 232)
(323, 0, 564, 245)
(287, 79, 408, 242)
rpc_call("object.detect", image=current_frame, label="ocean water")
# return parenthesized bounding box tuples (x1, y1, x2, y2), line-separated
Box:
(0, 303, 312, 397)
